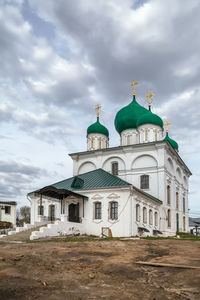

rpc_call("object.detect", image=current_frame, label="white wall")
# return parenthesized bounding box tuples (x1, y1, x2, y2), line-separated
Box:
(87, 133, 109, 151)
(70, 141, 191, 235)
(29, 186, 162, 237)
(0, 204, 16, 226)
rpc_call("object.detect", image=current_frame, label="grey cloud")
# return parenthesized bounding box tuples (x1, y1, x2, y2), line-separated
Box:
(30, 0, 200, 104)
(0, 160, 47, 200)
(0, 160, 45, 176)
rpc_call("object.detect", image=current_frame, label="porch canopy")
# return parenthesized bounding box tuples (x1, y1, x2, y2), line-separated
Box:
(35, 185, 88, 200)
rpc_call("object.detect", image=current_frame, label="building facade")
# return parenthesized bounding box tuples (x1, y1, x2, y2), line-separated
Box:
(0, 201, 17, 226)
(28, 86, 191, 239)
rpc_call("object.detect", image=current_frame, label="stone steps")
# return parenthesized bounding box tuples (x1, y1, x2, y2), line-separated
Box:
(30, 221, 85, 240)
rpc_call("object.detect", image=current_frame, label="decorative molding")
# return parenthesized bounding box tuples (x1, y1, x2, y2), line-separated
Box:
(107, 193, 120, 199)
(91, 194, 103, 200)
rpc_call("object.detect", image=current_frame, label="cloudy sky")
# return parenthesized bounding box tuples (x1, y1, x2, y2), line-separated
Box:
(0, 0, 200, 216)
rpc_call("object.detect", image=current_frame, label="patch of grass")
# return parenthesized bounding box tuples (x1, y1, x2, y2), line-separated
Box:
(30, 235, 122, 243)
(141, 232, 200, 241)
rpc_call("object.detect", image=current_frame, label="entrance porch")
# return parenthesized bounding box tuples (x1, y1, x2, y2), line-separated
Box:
(35, 186, 87, 224)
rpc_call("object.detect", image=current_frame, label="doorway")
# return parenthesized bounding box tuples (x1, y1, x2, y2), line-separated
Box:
(49, 205, 55, 221)
(68, 203, 80, 223)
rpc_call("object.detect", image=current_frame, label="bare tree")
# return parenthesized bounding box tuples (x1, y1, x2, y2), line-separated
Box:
(20, 206, 30, 224)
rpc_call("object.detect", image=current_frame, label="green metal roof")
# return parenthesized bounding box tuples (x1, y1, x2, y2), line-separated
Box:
(87, 119, 109, 137)
(29, 168, 163, 204)
(163, 133, 178, 150)
(34, 169, 131, 193)
(114, 95, 149, 134)
(136, 111, 163, 128)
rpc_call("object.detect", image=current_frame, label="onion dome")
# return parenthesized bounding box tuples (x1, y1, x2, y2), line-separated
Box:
(114, 95, 148, 134)
(136, 111, 163, 128)
(87, 119, 109, 137)
(163, 133, 178, 150)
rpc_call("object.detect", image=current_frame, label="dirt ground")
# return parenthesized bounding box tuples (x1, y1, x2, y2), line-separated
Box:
(0, 238, 200, 300)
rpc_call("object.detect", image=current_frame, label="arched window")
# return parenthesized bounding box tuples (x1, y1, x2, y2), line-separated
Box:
(91, 138, 94, 149)
(183, 216, 186, 231)
(167, 209, 171, 228)
(143, 207, 147, 223)
(183, 197, 185, 213)
(145, 128, 148, 141)
(111, 162, 118, 175)
(110, 202, 118, 220)
(155, 130, 158, 141)
(154, 211, 158, 226)
(149, 209, 153, 225)
(98, 139, 101, 149)
(127, 135, 131, 145)
(136, 204, 140, 222)
(38, 205, 44, 216)
(167, 185, 171, 205)
(94, 202, 102, 219)
(140, 175, 149, 189)
(176, 192, 179, 209)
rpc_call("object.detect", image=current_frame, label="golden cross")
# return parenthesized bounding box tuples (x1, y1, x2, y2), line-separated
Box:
(145, 90, 155, 109)
(164, 120, 171, 133)
(130, 80, 139, 96)
(95, 104, 101, 119)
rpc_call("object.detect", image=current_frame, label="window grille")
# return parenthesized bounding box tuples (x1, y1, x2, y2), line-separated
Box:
(140, 175, 149, 189)
(110, 202, 118, 219)
(94, 202, 102, 219)
(112, 162, 118, 175)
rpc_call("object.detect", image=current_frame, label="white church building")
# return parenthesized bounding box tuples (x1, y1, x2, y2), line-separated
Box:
(28, 83, 191, 240)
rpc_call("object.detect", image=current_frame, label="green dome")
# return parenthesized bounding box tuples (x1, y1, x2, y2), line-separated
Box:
(136, 111, 163, 128)
(163, 133, 178, 150)
(87, 119, 109, 137)
(114, 95, 148, 134)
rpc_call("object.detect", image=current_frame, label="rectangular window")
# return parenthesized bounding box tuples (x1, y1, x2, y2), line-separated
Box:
(112, 162, 118, 175)
(136, 204, 140, 222)
(94, 202, 101, 219)
(167, 185, 171, 205)
(110, 202, 118, 219)
(141, 175, 149, 189)
(183, 216, 186, 231)
(5, 206, 11, 214)
(183, 197, 185, 213)
(176, 192, 179, 209)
